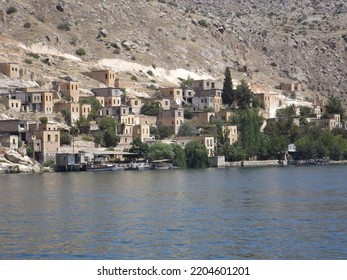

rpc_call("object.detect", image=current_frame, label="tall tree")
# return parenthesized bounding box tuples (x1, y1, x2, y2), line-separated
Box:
(185, 141, 210, 168)
(236, 108, 264, 160)
(235, 80, 254, 110)
(325, 96, 345, 119)
(222, 67, 234, 106)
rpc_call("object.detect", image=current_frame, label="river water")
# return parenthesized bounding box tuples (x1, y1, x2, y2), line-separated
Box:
(0, 165, 346, 260)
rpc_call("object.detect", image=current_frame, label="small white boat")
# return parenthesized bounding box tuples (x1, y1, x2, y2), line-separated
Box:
(86, 163, 120, 172)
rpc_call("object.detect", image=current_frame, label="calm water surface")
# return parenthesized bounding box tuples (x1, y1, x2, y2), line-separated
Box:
(0, 166, 346, 259)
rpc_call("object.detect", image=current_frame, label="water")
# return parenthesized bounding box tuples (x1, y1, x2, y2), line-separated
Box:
(0, 166, 347, 260)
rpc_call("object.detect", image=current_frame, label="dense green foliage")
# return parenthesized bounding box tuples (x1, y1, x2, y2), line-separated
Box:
(75, 116, 90, 135)
(177, 123, 198, 137)
(129, 138, 149, 159)
(60, 131, 72, 146)
(185, 141, 210, 168)
(235, 108, 264, 159)
(234, 80, 255, 110)
(150, 124, 174, 140)
(140, 101, 161, 116)
(172, 144, 186, 168)
(148, 142, 175, 161)
(325, 96, 345, 119)
(99, 117, 117, 131)
(80, 97, 102, 120)
(221, 67, 234, 106)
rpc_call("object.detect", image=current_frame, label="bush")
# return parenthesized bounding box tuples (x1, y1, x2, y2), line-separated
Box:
(147, 70, 154, 76)
(24, 59, 32, 64)
(6, 7, 17, 14)
(43, 160, 55, 167)
(24, 22, 31, 28)
(57, 22, 70, 31)
(60, 131, 72, 146)
(82, 135, 93, 142)
(75, 48, 86, 56)
(26, 146, 33, 158)
(198, 19, 209, 27)
(131, 75, 138, 81)
(27, 52, 40, 59)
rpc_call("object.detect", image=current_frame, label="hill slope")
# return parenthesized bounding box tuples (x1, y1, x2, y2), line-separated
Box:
(0, 0, 346, 101)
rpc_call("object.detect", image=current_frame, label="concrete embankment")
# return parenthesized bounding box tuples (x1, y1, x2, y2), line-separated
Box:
(225, 160, 283, 167)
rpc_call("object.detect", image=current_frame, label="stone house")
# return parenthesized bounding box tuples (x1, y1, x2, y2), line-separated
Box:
(222, 125, 238, 145)
(9, 89, 53, 114)
(132, 124, 151, 142)
(0, 133, 19, 149)
(127, 97, 142, 114)
(88, 70, 116, 87)
(192, 91, 222, 112)
(253, 92, 280, 112)
(157, 108, 184, 134)
(80, 103, 92, 119)
(0, 62, 20, 79)
(91, 88, 122, 107)
(192, 79, 223, 91)
(55, 81, 80, 102)
(0, 119, 31, 143)
(309, 114, 341, 130)
(54, 102, 80, 124)
(28, 122, 60, 162)
(280, 82, 302, 92)
(160, 87, 183, 106)
(175, 135, 215, 157)
(182, 89, 196, 104)
(191, 111, 215, 124)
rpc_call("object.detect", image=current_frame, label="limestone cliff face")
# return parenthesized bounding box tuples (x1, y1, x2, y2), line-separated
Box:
(0, 0, 346, 101)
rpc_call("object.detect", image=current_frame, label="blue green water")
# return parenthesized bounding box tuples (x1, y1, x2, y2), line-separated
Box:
(0, 165, 346, 259)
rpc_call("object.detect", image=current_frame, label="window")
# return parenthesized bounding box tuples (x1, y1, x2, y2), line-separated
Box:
(177, 112, 181, 117)
(47, 134, 51, 141)
(55, 135, 58, 142)
(105, 74, 108, 79)
(135, 101, 138, 105)
(211, 82, 215, 89)
(207, 82, 210, 87)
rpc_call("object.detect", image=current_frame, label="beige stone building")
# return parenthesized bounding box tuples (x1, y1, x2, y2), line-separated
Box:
(0, 63, 20, 79)
(157, 108, 184, 134)
(176, 135, 215, 157)
(280, 82, 302, 92)
(88, 70, 116, 87)
(28, 122, 60, 162)
(223, 125, 238, 145)
(54, 102, 80, 124)
(160, 87, 183, 106)
(55, 81, 80, 102)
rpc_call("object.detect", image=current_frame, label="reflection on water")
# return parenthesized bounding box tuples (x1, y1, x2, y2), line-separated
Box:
(0, 166, 347, 259)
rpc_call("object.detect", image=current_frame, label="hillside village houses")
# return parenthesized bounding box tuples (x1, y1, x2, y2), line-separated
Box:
(0, 60, 343, 165)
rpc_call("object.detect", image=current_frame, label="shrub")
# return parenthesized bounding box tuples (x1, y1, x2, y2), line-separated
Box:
(82, 135, 93, 142)
(57, 22, 70, 31)
(151, 64, 156, 69)
(26, 146, 34, 158)
(43, 160, 55, 167)
(24, 59, 32, 64)
(147, 70, 154, 76)
(24, 22, 31, 28)
(131, 55, 136, 61)
(6, 7, 17, 14)
(75, 48, 86, 56)
(131, 75, 138, 81)
(27, 52, 40, 59)
(198, 19, 209, 27)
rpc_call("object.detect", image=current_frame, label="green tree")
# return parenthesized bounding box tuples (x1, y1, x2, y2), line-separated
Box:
(75, 116, 90, 135)
(325, 96, 345, 119)
(177, 123, 198, 136)
(178, 76, 193, 89)
(185, 141, 210, 168)
(140, 101, 161, 116)
(148, 142, 174, 161)
(172, 144, 186, 168)
(99, 117, 117, 131)
(80, 97, 102, 120)
(129, 138, 149, 159)
(221, 66, 234, 106)
(103, 129, 120, 147)
(150, 124, 174, 140)
(236, 108, 264, 160)
(60, 131, 72, 146)
(61, 109, 71, 126)
(235, 80, 254, 110)
(39, 116, 48, 124)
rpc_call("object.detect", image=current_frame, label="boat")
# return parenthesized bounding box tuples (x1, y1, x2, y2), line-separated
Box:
(150, 159, 174, 170)
(125, 162, 151, 170)
(86, 163, 122, 172)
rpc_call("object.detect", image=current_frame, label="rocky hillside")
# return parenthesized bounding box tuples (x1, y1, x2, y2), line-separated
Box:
(0, 0, 346, 102)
